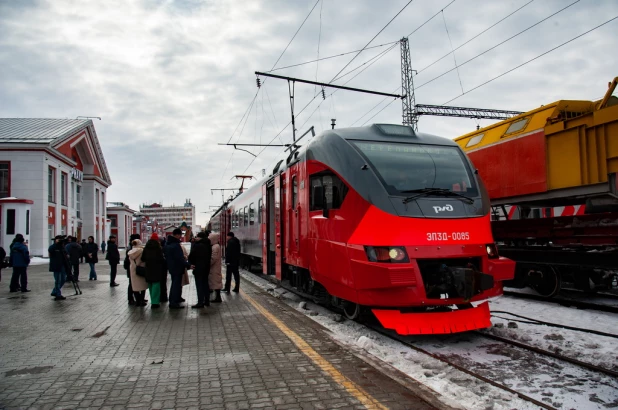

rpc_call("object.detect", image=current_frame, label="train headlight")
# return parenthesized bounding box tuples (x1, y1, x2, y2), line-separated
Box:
(364, 246, 409, 263)
(486, 243, 499, 259)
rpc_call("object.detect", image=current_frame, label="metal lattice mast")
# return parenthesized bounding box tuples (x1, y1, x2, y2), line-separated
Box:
(400, 37, 417, 130)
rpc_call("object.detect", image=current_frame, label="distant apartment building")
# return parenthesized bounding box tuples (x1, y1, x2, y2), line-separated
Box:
(139, 200, 196, 228)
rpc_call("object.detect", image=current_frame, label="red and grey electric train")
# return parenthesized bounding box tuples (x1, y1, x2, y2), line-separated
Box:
(209, 124, 515, 334)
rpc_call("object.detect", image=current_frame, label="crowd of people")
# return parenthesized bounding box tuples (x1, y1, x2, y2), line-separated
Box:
(2, 228, 243, 309)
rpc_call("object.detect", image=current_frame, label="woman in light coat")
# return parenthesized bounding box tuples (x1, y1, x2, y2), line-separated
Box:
(128, 239, 148, 307)
(208, 232, 223, 303)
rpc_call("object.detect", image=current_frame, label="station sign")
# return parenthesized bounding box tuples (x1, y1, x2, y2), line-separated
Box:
(70, 167, 83, 182)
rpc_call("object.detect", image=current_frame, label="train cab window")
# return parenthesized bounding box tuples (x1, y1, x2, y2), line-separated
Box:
(249, 203, 255, 225)
(244, 206, 248, 226)
(257, 199, 262, 224)
(292, 176, 298, 208)
(310, 172, 348, 211)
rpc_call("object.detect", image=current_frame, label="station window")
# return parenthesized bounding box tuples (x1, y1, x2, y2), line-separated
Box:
(249, 203, 255, 225)
(0, 163, 10, 198)
(6, 209, 15, 235)
(503, 117, 530, 136)
(465, 133, 485, 148)
(244, 206, 248, 226)
(310, 172, 348, 211)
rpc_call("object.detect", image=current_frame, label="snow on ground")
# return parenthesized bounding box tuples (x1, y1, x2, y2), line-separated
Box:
(29, 257, 49, 266)
(240, 270, 539, 410)
(488, 296, 618, 372)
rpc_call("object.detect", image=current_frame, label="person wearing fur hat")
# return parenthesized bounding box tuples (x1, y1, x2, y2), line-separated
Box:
(188, 231, 211, 308)
(208, 232, 223, 303)
(128, 239, 148, 306)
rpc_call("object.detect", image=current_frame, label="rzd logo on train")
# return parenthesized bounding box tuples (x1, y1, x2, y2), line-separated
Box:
(433, 204, 454, 213)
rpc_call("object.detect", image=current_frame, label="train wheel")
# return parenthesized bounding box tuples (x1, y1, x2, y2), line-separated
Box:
(343, 301, 361, 320)
(528, 265, 561, 297)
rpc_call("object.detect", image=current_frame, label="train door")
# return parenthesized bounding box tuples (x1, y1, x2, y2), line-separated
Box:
(288, 168, 300, 258)
(266, 182, 274, 275)
(261, 183, 268, 274)
(276, 174, 284, 280)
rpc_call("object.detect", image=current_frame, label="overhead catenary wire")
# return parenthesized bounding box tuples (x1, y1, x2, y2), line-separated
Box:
(441, 10, 464, 94)
(220, 0, 321, 180)
(442, 14, 618, 105)
(416, 0, 535, 75)
(415, 0, 581, 91)
(329, 0, 417, 83)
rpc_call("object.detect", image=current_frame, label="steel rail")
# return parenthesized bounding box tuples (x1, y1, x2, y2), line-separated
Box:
(475, 331, 618, 379)
(275, 282, 556, 410)
(504, 291, 618, 314)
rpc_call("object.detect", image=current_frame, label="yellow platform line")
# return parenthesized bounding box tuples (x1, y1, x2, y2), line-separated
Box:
(241, 289, 388, 410)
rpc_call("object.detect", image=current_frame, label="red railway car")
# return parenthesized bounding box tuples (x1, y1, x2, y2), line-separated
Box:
(209, 124, 515, 334)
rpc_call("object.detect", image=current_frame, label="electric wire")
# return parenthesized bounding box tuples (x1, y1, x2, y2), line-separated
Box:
(405, 0, 457, 38)
(416, 0, 535, 75)
(441, 10, 464, 94)
(415, 0, 581, 91)
(270, 0, 321, 71)
(268, 42, 398, 73)
(329, 0, 417, 83)
(442, 14, 618, 105)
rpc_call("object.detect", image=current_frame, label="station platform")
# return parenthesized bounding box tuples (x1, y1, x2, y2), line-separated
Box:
(0, 262, 447, 410)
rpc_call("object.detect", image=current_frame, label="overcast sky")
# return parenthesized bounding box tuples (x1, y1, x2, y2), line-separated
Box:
(1, 0, 616, 226)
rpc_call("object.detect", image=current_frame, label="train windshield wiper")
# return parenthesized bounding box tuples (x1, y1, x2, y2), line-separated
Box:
(401, 188, 474, 204)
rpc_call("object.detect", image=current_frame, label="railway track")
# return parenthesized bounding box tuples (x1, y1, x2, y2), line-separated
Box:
(504, 290, 618, 314)
(270, 280, 618, 410)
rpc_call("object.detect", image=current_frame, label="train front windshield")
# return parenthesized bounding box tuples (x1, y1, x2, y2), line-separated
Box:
(351, 141, 479, 197)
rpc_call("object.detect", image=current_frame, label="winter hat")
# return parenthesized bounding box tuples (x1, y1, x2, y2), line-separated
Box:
(151, 233, 159, 241)
(129, 233, 140, 241)
(14, 233, 25, 242)
(196, 231, 208, 240)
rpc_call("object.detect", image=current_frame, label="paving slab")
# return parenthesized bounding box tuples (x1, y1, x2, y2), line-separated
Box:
(0, 260, 443, 409)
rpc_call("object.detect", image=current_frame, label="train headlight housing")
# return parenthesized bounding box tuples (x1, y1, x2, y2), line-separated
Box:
(486, 243, 499, 259)
(365, 246, 409, 263)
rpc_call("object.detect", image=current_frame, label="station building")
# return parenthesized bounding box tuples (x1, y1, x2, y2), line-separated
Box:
(0, 119, 111, 256)
(106, 202, 136, 249)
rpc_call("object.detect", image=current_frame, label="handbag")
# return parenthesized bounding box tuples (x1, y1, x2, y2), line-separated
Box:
(136, 265, 147, 277)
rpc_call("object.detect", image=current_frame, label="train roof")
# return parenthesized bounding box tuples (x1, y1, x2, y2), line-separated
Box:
(324, 124, 459, 146)
(455, 99, 598, 152)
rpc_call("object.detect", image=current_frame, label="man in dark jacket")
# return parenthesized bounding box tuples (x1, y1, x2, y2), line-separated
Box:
(164, 229, 188, 309)
(85, 236, 99, 280)
(65, 236, 82, 281)
(80, 239, 87, 263)
(224, 231, 241, 293)
(49, 235, 70, 300)
(9, 234, 30, 293)
(188, 231, 212, 308)
(106, 235, 120, 287)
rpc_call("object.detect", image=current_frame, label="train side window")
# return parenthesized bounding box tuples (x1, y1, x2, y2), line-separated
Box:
(310, 177, 323, 211)
(310, 172, 348, 210)
(292, 176, 298, 208)
(249, 203, 255, 225)
(257, 199, 262, 224)
(503, 117, 530, 136)
(244, 206, 248, 226)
